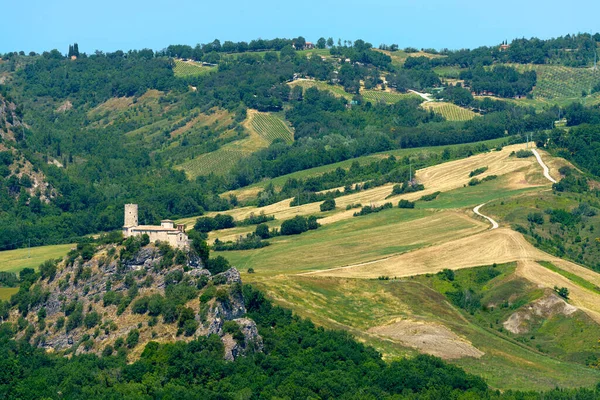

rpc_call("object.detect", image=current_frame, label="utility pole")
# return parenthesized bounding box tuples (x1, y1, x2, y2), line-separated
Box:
(28, 239, 30, 258)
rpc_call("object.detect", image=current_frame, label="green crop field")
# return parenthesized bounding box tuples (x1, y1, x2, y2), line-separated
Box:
(362, 90, 415, 103)
(173, 59, 217, 77)
(424, 102, 478, 121)
(177, 147, 248, 178)
(0, 243, 73, 274)
(512, 64, 600, 99)
(250, 112, 294, 143)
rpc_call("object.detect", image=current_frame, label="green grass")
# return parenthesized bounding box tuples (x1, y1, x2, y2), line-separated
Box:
(173, 60, 216, 77)
(250, 112, 294, 143)
(538, 261, 600, 294)
(415, 176, 540, 210)
(0, 243, 73, 274)
(252, 268, 600, 391)
(0, 287, 18, 300)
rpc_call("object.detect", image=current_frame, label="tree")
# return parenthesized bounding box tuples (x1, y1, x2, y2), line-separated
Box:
(294, 36, 306, 49)
(320, 198, 336, 212)
(555, 286, 569, 299)
(317, 37, 327, 49)
(255, 223, 270, 239)
(327, 37, 334, 48)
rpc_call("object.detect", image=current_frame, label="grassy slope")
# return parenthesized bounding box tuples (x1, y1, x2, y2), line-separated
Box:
(173, 59, 216, 77)
(249, 266, 600, 391)
(0, 244, 73, 274)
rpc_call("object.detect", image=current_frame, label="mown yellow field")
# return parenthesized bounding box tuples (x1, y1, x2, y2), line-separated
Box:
(224, 210, 487, 277)
(178, 143, 547, 232)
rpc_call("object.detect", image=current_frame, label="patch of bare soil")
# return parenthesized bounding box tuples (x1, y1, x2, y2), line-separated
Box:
(56, 100, 73, 113)
(368, 319, 484, 360)
(503, 293, 577, 334)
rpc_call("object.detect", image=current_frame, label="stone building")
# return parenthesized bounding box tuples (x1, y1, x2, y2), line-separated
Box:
(122, 204, 190, 249)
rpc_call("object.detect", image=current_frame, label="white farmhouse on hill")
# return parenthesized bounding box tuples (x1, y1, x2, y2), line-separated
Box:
(122, 204, 190, 249)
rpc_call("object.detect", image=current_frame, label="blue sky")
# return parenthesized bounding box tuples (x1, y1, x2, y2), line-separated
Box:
(1, 0, 599, 54)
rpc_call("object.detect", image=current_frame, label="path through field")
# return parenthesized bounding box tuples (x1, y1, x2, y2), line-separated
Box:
(473, 204, 499, 229)
(532, 148, 557, 183)
(408, 89, 433, 102)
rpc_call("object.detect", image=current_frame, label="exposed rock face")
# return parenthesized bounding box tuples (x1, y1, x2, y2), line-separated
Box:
(503, 293, 578, 334)
(12, 243, 262, 361)
(222, 318, 264, 361)
(125, 247, 161, 270)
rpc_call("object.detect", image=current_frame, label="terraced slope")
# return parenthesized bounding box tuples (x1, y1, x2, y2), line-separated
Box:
(249, 110, 294, 143)
(423, 101, 478, 121)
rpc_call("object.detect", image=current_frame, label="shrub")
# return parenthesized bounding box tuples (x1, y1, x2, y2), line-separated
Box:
(469, 167, 488, 177)
(147, 295, 164, 316)
(126, 329, 140, 348)
(527, 212, 544, 225)
(320, 198, 336, 212)
(515, 149, 533, 158)
(398, 199, 415, 209)
(183, 319, 198, 336)
(83, 311, 101, 328)
(437, 269, 455, 281)
(353, 202, 393, 217)
(255, 223, 270, 239)
(419, 191, 441, 201)
(280, 216, 308, 235)
(131, 297, 149, 314)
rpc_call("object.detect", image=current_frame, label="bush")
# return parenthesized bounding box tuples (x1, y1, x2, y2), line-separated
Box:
(398, 199, 415, 209)
(126, 329, 140, 348)
(527, 212, 544, 225)
(147, 295, 164, 316)
(83, 311, 101, 328)
(280, 216, 315, 235)
(255, 223, 270, 239)
(469, 167, 488, 177)
(131, 297, 149, 314)
(320, 198, 336, 212)
(353, 202, 393, 217)
(419, 191, 441, 201)
(515, 149, 533, 158)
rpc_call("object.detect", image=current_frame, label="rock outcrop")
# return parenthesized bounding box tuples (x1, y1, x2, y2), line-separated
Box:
(9, 241, 262, 361)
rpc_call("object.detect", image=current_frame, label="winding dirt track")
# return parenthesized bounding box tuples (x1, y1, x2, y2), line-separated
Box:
(531, 148, 557, 183)
(473, 204, 499, 229)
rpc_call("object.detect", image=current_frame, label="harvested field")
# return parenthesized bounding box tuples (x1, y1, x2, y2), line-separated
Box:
(222, 210, 487, 276)
(368, 319, 484, 360)
(307, 228, 550, 278)
(182, 144, 546, 229)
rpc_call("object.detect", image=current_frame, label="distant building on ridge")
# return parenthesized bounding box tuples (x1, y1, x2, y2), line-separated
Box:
(122, 204, 190, 249)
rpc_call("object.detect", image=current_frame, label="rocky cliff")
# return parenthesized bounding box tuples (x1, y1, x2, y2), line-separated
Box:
(6, 238, 263, 360)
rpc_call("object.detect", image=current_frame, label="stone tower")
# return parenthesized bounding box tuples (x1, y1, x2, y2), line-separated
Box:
(124, 204, 138, 227)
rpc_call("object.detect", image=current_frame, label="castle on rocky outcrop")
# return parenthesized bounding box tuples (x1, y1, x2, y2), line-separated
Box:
(122, 204, 190, 249)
